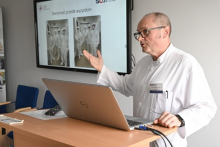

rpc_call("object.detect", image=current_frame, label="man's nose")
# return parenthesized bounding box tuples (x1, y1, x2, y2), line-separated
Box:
(137, 35, 144, 42)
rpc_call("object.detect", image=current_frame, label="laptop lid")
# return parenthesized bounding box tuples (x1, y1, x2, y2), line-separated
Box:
(42, 78, 152, 131)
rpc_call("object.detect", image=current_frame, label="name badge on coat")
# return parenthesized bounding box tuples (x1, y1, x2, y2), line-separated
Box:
(150, 83, 163, 94)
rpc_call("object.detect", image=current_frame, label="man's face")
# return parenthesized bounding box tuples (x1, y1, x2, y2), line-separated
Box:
(137, 15, 162, 55)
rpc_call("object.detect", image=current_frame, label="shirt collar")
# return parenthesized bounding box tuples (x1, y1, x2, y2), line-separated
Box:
(152, 43, 173, 65)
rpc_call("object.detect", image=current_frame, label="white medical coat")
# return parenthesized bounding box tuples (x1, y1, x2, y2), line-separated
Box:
(91, 29, 99, 47)
(87, 30, 92, 44)
(57, 33, 62, 48)
(61, 34, 68, 50)
(54, 33, 59, 47)
(47, 35, 54, 50)
(97, 44, 217, 147)
(75, 31, 83, 47)
(82, 29, 88, 42)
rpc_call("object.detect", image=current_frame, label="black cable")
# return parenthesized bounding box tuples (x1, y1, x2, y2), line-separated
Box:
(158, 133, 167, 147)
(150, 128, 173, 147)
(135, 126, 173, 147)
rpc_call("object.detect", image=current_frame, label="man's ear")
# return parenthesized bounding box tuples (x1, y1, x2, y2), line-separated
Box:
(163, 26, 170, 38)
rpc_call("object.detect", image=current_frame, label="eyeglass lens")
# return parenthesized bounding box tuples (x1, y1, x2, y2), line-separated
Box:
(134, 30, 148, 40)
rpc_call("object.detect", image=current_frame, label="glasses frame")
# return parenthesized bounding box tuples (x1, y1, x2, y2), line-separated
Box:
(133, 26, 165, 40)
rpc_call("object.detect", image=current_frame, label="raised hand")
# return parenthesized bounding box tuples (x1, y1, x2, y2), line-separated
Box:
(83, 50, 103, 72)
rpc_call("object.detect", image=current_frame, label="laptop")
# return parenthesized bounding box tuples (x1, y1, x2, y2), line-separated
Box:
(42, 78, 153, 131)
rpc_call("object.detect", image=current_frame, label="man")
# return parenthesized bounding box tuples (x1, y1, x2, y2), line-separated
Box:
(82, 26, 88, 51)
(83, 12, 217, 147)
(75, 27, 83, 59)
(53, 30, 58, 57)
(47, 31, 54, 64)
(61, 28, 68, 66)
(86, 24, 91, 53)
(57, 29, 62, 61)
(90, 22, 99, 56)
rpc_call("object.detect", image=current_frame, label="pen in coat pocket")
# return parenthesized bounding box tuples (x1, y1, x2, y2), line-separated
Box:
(166, 90, 168, 99)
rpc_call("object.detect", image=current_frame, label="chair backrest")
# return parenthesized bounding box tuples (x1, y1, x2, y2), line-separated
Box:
(42, 90, 58, 109)
(15, 85, 39, 109)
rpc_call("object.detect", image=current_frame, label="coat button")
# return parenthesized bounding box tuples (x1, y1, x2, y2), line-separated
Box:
(139, 102, 142, 107)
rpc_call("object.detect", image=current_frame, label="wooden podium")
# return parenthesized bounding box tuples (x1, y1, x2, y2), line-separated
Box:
(0, 112, 177, 147)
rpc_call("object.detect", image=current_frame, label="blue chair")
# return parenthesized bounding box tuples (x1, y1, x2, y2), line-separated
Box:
(14, 85, 39, 110)
(41, 90, 58, 109)
(4, 85, 39, 145)
(8, 90, 58, 147)
(0, 85, 39, 113)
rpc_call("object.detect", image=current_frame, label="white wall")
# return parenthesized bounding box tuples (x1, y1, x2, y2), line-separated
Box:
(0, 0, 219, 146)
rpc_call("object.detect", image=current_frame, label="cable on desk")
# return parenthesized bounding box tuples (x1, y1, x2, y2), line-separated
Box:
(135, 126, 173, 147)
(158, 133, 167, 147)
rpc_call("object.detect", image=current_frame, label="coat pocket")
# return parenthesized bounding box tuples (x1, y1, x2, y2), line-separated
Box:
(150, 91, 174, 115)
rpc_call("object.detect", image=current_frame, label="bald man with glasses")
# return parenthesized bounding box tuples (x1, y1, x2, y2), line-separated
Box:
(83, 12, 217, 147)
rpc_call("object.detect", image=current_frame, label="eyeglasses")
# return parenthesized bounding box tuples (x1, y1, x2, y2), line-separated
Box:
(133, 26, 165, 40)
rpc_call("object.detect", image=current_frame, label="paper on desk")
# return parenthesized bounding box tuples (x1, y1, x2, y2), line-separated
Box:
(20, 109, 67, 120)
(0, 115, 24, 124)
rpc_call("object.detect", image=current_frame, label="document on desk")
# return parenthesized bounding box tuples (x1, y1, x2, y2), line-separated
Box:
(0, 115, 24, 124)
(20, 109, 67, 120)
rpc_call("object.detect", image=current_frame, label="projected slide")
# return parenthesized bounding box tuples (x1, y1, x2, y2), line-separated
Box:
(36, 0, 128, 73)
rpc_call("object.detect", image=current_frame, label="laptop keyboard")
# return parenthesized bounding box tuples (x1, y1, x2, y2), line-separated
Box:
(126, 119, 144, 127)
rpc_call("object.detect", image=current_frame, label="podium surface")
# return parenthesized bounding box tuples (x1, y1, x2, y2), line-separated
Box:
(0, 112, 177, 147)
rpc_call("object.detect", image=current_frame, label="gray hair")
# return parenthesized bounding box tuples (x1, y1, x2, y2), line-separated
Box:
(145, 12, 172, 36)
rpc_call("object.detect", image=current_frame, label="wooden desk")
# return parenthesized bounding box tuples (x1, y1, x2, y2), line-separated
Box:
(0, 112, 177, 147)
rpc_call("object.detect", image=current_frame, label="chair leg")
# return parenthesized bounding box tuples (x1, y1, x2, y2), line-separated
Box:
(8, 140, 14, 147)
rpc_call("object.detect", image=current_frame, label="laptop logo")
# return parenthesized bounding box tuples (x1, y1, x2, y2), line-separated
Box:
(80, 101, 89, 108)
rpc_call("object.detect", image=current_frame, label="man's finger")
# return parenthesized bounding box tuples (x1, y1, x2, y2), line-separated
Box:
(163, 116, 173, 127)
(153, 118, 159, 124)
(161, 113, 172, 124)
(83, 49, 88, 55)
(97, 50, 101, 58)
(83, 50, 90, 60)
(158, 111, 169, 121)
(167, 121, 176, 128)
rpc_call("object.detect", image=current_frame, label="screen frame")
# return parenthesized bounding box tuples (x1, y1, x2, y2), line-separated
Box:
(33, 0, 132, 75)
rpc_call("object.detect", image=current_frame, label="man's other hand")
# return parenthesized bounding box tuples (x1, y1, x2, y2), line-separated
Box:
(83, 50, 103, 72)
(153, 111, 181, 128)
